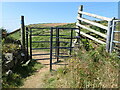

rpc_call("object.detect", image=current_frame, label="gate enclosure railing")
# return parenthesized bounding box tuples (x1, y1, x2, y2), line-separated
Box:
(20, 5, 119, 71)
(76, 5, 120, 53)
(28, 27, 79, 71)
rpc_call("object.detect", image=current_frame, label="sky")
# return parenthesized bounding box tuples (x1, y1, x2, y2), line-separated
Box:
(1, 2, 119, 32)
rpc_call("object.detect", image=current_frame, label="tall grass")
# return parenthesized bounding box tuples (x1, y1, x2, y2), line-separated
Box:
(43, 44, 119, 88)
(2, 61, 44, 88)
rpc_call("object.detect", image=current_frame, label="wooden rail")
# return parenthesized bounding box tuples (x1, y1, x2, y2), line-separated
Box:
(76, 23, 106, 38)
(75, 30, 106, 44)
(76, 5, 115, 52)
(77, 17, 108, 30)
(78, 11, 112, 21)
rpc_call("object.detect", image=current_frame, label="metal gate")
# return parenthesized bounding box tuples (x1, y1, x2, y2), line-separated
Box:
(109, 20, 120, 57)
(29, 27, 79, 71)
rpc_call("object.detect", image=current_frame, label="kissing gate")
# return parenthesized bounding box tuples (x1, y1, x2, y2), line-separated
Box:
(21, 5, 120, 71)
(28, 27, 79, 71)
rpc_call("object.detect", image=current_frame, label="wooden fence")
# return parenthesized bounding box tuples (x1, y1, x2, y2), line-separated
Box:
(76, 5, 119, 53)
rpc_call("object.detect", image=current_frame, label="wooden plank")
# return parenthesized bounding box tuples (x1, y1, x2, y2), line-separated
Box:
(7, 29, 20, 36)
(76, 31, 106, 44)
(114, 31, 120, 33)
(77, 17, 108, 30)
(113, 40, 120, 43)
(76, 23, 106, 38)
(78, 11, 112, 21)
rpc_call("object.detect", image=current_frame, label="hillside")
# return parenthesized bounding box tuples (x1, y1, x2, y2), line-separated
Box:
(3, 22, 119, 88)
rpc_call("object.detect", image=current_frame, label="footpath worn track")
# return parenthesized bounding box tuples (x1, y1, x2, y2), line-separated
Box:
(20, 50, 67, 88)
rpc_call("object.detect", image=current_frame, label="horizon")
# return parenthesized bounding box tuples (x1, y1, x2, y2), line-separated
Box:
(1, 2, 119, 32)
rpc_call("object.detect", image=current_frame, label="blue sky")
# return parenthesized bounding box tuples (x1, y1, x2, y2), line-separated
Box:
(1, 2, 119, 32)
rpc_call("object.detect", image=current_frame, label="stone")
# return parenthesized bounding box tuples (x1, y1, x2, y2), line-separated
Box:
(5, 53, 13, 61)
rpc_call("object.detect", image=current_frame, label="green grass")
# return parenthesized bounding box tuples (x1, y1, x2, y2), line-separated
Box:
(7, 22, 119, 88)
(2, 30, 44, 88)
(31, 25, 76, 54)
(42, 45, 119, 88)
(2, 60, 44, 88)
(8, 31, 21, 40)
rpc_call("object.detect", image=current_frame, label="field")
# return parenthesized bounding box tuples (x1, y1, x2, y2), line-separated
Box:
(2, 22, 119, 88)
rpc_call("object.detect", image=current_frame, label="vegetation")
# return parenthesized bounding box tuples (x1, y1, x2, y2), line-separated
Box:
(4, 22, 119, 88)
(8, 30, 21, 40)
(2, 28, 44, 88)
(2, 61, 44, 88)
(43, 44, 119, 88)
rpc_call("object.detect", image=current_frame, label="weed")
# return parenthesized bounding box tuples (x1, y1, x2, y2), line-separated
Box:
(2, 61, 44, 88)
(43, 45, 119, 88)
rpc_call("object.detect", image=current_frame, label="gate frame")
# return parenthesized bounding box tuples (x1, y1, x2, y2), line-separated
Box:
(28, 27, 79, 71)
(76, 5, 118, 53)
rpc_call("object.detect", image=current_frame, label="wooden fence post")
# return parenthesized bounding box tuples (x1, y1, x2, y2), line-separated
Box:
(77, 5, 83, 36)
(21, 16, 25, 49)
(75, 5, 83, 45)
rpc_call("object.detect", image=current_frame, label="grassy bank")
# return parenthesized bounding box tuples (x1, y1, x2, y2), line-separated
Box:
(2, 61, 44, 88)
(42, 44, 119, 88)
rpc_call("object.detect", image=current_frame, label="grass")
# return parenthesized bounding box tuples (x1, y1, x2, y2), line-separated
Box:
(7, 22, 120, 88)
(2, 60, 44, 88)
(30, 25, 76, 54)
(42, 44, 119, 88)
(2, 30, 45, 88)
(8, 30, 21, 40)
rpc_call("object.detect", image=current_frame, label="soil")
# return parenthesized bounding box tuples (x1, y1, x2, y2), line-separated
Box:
(20, 50, 67, 88)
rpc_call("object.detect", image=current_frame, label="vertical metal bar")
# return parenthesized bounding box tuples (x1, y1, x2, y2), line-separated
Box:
(56, 27, 59, 62)
(70, 29, 73, 55)
(106, 21, 112, 52)
(50, 27, 53, 71)
(29, 28, 32, 60)
(26, 27, 29, 60)
(110, 21, 116, 53)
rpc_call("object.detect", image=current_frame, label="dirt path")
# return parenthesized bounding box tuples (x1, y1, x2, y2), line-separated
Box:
(20, 50, 67, 88)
